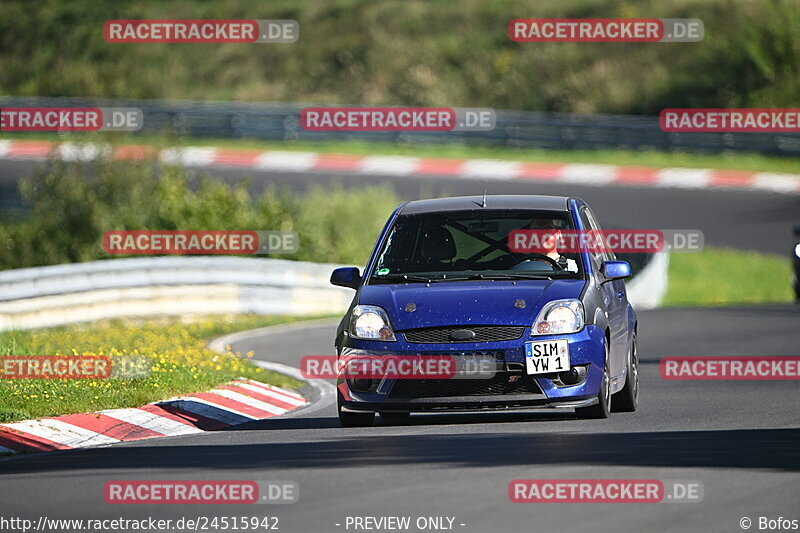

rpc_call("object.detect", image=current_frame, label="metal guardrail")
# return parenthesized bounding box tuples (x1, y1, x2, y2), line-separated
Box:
(2, 96, 799, 157)
(0, 255, 665, 331)
(0, 257, 354, 330)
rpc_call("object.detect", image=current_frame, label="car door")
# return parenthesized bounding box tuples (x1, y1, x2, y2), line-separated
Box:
(582, 207, 627, 380)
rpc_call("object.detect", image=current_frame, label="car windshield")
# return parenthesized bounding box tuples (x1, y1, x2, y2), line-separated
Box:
(370, 209, 584, 283)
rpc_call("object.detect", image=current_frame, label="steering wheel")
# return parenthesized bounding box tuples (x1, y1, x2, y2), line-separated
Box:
(510, 253, 562, 271)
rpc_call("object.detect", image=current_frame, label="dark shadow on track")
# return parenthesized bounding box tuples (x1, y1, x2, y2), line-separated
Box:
(2, 428, 798, 475)
(222, 409, 576, 432)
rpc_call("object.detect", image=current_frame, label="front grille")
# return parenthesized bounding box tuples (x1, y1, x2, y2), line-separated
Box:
(388, 374, 541, 398)
(403, 325, 525, 344)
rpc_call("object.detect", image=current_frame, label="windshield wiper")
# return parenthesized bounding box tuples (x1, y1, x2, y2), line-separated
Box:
(370, 273, 436, 283)
(466, 273, 554, 280)
(370, 272, 555, 283)
(371, 273, 484, 283)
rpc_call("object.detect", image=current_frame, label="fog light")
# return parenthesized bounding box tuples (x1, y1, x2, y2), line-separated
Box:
(554, 365, 588, 387)
(559, 369, 580, 385)
(350, 378, 373, 391)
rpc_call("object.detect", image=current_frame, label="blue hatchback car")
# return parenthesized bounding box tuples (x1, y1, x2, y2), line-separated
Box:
(331, 195, 639, 426)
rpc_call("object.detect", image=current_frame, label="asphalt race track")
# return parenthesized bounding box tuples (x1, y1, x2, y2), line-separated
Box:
(1, 158, 799, 254)
(0, 305, 798, 533)
(0, 160, 798, 532)
(208, 164, 799, 255)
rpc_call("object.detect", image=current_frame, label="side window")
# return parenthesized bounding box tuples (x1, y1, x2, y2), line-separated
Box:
(584, 208, 617, 262)
(579, 207, 604, 269)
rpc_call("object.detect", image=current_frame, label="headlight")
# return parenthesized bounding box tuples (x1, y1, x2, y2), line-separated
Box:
(795, 243, 800, 258)
(349, 305, 396, 341)
(532, 299, 584, 335)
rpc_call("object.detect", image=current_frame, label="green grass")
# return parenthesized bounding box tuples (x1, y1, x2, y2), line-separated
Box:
(1, 0, 799, 116)
(664, 247, 794, 307)
(0, 315, 316, 423)
(4, 133, 800, 175)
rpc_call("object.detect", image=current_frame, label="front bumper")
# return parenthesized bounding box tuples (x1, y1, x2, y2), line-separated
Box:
(338, 324, 606, 412)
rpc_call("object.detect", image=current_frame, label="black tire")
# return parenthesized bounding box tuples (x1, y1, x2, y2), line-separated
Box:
(612, 331, 639, 412)
(575, 337, 611, 419)
(380, 411, 410, 421)
(337, 393, 375, 427)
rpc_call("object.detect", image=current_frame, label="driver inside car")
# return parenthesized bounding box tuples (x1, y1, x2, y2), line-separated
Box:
(523, 217, 579, 273)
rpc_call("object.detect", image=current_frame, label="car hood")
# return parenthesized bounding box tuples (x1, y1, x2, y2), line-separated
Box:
(358, 279, 586, 329)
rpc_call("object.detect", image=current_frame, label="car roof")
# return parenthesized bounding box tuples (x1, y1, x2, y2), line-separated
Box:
(399, 195, 571, 215)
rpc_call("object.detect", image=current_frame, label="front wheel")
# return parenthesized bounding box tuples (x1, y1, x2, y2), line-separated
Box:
(575, 337, 611, 419)
(338, 393, 375, 427)
(612, 332, 639, 412)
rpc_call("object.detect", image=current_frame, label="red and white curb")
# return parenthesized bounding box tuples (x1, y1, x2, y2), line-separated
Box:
(0, 378, 307, 455)
(1, 139, 798, 194)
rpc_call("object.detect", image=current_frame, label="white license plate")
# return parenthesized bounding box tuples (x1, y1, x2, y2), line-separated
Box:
(525, 339, 570, 375)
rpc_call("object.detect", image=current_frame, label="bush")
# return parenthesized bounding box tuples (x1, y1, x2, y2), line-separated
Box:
(0, 152, 399, 270)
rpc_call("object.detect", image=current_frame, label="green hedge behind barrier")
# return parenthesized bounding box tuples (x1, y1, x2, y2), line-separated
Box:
(0, 155, 400, 270)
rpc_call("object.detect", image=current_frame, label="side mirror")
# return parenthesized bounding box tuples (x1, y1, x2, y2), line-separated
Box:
(601, 260, 631, 281)
(330, 267, 361, 289)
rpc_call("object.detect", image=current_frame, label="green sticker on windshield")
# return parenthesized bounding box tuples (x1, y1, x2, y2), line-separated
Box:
(376, 268, 390, 275)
